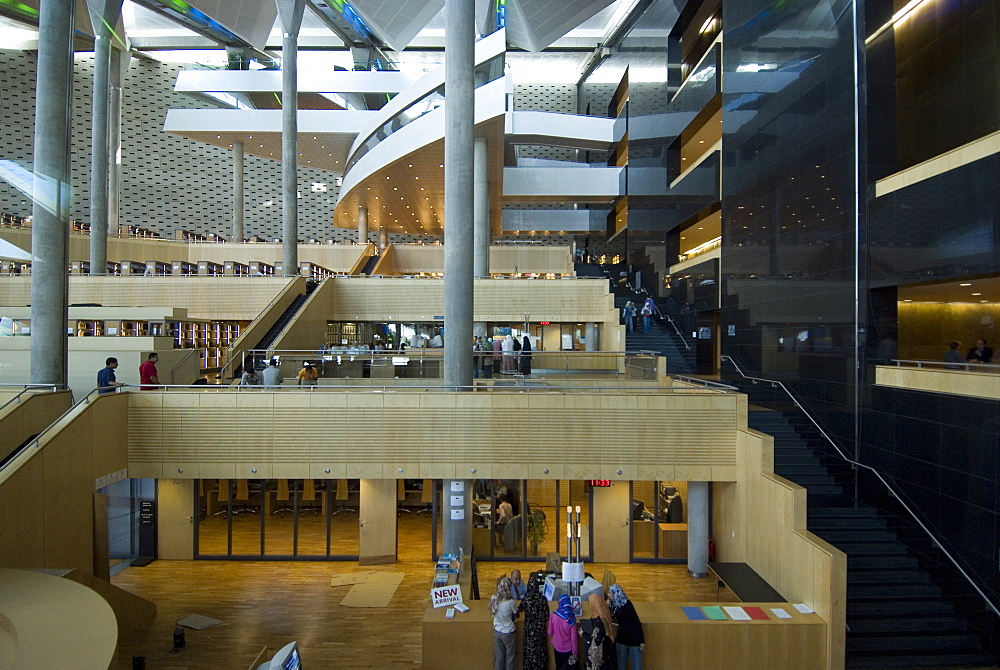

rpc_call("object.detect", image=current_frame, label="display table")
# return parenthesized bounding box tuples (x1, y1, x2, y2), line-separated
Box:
(422, 598, 826, 669)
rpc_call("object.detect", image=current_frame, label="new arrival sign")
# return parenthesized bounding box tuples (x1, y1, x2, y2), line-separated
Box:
(431, 584, 464, 609)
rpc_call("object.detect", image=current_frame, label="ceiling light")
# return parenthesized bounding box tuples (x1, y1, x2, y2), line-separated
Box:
(972, 292, 982, 296)
(960, 283, 972, 286)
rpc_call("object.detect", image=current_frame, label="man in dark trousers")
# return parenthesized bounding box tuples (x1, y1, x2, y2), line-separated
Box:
(139, 352, 160, 390)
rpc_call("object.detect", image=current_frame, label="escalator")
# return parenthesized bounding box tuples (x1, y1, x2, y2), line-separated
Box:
(237, 281, 318, 375)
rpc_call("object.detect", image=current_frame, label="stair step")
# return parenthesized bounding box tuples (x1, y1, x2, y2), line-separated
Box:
(803, 485, 845, 496)
(810, 517, 887, 530)
(846, 654, 996, 669)
(847, 570, 929, 585)
(848, 583, 942, 599)
(848, 600, 954, 616)
(809, 506, 878, 517)
(774, 465, 831, 476)
(848, 554, 917, 570)
(831, 542, 910, 556)
(816, 530, 897, 544)
(847, 634, 983, 653)
(848, 617, 969, 634)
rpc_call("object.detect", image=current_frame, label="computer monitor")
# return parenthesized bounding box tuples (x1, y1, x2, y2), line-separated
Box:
(257, 642, 301, 670)
(631, 499, 646, 521)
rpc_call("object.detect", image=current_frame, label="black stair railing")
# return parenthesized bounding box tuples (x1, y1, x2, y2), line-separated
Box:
(722, 354, 1000, 620)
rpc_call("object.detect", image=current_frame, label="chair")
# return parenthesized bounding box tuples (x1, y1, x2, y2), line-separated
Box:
(232, 479, 258, 516)
(299, 478, 321, 515)
(213, 479, 231, 517)
(397, 479, 411, 515)
(271, 479, 294, 516)
(332, 479, 356, 516)
(417, 479, 434, 515)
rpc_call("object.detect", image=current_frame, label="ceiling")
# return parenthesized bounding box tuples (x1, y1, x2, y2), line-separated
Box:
(899, 276, 1000, 305)
(332, 118, 505, 237)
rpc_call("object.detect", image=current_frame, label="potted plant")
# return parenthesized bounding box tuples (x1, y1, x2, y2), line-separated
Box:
(527, 509, 548, 556)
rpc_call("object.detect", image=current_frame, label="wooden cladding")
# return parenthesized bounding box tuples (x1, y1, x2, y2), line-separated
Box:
(126, 390, 742, 481)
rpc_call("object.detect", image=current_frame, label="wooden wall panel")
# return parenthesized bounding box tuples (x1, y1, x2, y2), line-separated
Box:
(158, 479, 195, 559)
(271, 277, 337, 351)
(712, 428, 846, 670)
(127, 390, 740, 480)
(876, 364, 1000, 400)
(0, 276, 291, 320)
(0, 390, 72, 455)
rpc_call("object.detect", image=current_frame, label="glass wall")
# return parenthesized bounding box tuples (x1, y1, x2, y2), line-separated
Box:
(104, 478, 155, 571)
(631, 480, 688, 561)
(195, 479, 361, 559)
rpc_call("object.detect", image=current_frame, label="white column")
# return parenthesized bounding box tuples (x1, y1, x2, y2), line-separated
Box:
(687, 481, 709, 577)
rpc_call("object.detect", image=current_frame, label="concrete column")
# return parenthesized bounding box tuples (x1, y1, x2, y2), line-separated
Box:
(687, 481, 709, 577)
(378, 228, 387, 250)
(473, 137, 490, 277)
(585, 323, 598, 352)
(358, 205, 368, 245)
(232, 141, 244, 242)
(442, 479, 474, 558)
(107, 50, 124, 249)
(276, 0, 305, 276)
(443, 0, 475, 389)
(88, 13, 112, 275)
(30, 0, 75, 385)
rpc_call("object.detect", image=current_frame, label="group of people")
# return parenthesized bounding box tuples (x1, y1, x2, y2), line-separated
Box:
(474, 334, 533, 378)
(489, 571, 645, 670)
(944, 339, 993, 368)
(240, 359, 320, 387)
(622, 298, 657, 335)
(97, 352, 160, 392)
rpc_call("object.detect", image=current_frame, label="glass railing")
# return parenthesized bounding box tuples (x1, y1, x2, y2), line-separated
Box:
(888, 359, 1000, 373)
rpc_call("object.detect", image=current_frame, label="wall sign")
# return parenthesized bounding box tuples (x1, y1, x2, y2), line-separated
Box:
(589, 480, 611, 487)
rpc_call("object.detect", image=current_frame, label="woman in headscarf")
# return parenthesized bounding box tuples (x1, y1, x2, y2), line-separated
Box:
(518, 572, 549, 670)
(489, 576, 518, 670)
(608, 584, 644, 670)
(548, 594, 579, 670)
(520, 334, 532, 376)
(584, 593, 616, 670)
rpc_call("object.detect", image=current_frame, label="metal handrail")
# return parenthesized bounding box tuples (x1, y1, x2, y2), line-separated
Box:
(116, 381, 735, 394)
(0, 387, 97, 478)
(169, 348, 202, 384)
(0, 384, 63, 412)
(889, 358, 999, 372)
(674, 375, 736, 391)
(722, 354, 1000, 617)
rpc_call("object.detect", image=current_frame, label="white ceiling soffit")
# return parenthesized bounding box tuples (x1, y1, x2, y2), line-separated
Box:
(350, 0, 445, 52)
(188, 0, 277, 50)
(0, 239, 32, 262)
(507, 0, 616, 52)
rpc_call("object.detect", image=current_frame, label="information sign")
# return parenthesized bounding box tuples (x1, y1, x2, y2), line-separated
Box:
(431, 584, 464, 609)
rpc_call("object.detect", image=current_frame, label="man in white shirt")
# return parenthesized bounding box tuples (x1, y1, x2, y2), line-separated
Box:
(261, 359, 283, 387)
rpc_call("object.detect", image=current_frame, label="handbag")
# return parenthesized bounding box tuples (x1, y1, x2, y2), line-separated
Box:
(568, 653, 577, 666)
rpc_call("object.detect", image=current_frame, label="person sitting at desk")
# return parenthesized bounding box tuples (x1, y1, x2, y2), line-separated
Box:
(967, 339, 993, 364)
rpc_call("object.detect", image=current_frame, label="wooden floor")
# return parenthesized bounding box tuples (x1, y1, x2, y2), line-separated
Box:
(113, 560, 731, 670)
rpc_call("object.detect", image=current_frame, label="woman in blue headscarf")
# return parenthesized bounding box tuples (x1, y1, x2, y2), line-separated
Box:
(548, 594, 579, 669)
(608, 584, 644, 669)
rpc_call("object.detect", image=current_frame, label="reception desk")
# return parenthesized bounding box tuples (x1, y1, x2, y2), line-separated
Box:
(422, 599, 825, 669)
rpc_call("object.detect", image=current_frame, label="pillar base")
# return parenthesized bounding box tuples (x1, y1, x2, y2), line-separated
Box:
(688, 570, 709, 578)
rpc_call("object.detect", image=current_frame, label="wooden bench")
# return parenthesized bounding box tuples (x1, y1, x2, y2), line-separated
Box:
(708, 562, 786, 602)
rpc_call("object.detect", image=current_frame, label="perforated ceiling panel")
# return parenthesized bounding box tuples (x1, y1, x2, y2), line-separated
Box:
(513, 84, 576, 113)
(0, 50, 358, 243)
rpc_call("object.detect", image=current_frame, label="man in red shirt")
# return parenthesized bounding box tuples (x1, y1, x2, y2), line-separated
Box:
(139, 352, 160, 390)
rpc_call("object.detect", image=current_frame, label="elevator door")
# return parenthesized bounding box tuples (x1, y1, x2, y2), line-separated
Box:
(591, 481, 631, 563)
(359, 479, 397, 565)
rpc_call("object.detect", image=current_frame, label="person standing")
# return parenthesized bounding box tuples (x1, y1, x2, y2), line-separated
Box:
(97, 357, 123, 393)
(623, 301, 636, 334)
(489, 576, 518, 670)
(518, 573, 549, 670)
(139, 352, 160, 391)
(262, 358, 283, 387)
(608, 584, 644, 670)
(297, 362, 319, 386)
(583, 593, 616, 670)
(493, 335, 503, 375)
(549, 594, 579, 670)
(509, 569, 527, 600)
(641, 298, 655, 334)
(520, 335, 532, 376)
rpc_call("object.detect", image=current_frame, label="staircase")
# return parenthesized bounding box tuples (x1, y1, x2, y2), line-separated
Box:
(743, 404, 996, 669)
(618, 297, 695, 375)
(237, 281, 319, 376)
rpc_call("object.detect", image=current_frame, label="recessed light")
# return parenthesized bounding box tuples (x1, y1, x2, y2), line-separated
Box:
(960, 283, 972, 286)
(903, 299, 912, 302)
(972, 292, 982, 296)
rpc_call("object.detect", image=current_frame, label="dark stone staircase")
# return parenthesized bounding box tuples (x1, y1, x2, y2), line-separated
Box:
(744, 404, 996, 669)
(617, 298, 696, 375)
(236, 281, 319, 376)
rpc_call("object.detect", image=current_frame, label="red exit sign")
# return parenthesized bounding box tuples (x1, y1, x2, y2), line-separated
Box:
(589, 480, 611, 487)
